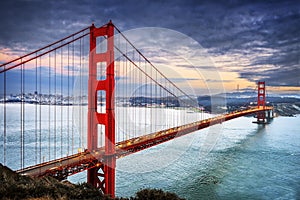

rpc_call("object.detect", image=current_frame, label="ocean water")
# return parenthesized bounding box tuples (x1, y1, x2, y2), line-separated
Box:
(0, 104, 208, 169)
(1, 104, 300, 199)
(71, 113, 300, 199)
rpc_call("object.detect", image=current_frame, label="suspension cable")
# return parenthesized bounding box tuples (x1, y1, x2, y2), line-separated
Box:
(0, 32, 90, 74)
(113, 43, 198, 111)
(0, 26, 90, 69)
(113, 24, 198, 107)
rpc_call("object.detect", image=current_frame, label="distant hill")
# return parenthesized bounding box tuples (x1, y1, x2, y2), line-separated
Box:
(196, 91, 300, 115)
(197, 91, 300, 107)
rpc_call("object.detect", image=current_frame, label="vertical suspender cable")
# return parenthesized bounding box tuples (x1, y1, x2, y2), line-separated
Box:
(81, 37, 87, 148)
(132, 51, 135, 138)
(125, 42, 128, 139)
(54, 50, 57, 159)
(144, 60, 147, 134)
(154, 69, 156, 132)
(168, 82, 171, 127)
(72, 36, 75, 154)
(138, 54, 142, 134)
(79, 38, 82, 149)
(119, 53, 122, 141)
(136, 54, 139, 134)
(35, 54, 38, 164)
(130, 46, 132, 137)
(39, 57, 42, 164)
(20, 59, 23, 169)
(128, 50, 131, 138)
(173, 83, 175, 127)
(165, 81, 168, 128)
(125, 53, 127, 140)
(22, 61, 26, 168)
(170, 82, 173, 127)
(166, 79, 168, 128)
(61, 44, 63, 157)
(122, 55, 125, 141)
(134, 54, 137, 134)
(170, 82, 172, 128)
(3, 65, 6, 165)
(81, 35, 84, 149)
(159, 71, 162, 107)
(48, 49, 51, 161)
(150, 60, 153, 133)
(132, 50, 134, 137)
(20, 60, 22, 168)
(67, 44, 70, 155)
(22, 62, 24, 169)
(156, 68, 158, 131)
(115, 32, 118, 142)
(116, 33, 120, 142)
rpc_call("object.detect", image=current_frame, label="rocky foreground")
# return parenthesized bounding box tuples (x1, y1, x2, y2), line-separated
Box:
(0, 164, 184, 200)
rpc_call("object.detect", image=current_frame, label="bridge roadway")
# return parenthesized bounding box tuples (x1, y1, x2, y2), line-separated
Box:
(16, 106, 273, 180)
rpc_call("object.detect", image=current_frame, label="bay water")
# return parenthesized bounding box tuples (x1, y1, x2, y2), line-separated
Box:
(1, 104, 299, 199)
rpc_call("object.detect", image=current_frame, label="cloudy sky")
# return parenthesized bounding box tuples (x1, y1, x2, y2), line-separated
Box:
(0, 0, 299, 94)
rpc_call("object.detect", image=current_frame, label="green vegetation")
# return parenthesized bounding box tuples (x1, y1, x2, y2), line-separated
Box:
(0, 164, 184, 200)
(121, 189, 185, 200)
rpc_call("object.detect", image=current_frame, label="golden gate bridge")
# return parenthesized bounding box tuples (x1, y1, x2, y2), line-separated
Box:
(0, 21, 273, 198)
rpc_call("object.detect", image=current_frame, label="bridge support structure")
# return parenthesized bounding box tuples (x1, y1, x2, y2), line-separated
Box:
(255, 81, 273, 124)
(257, 81, 266, 123)
(88, 21, 116, 197)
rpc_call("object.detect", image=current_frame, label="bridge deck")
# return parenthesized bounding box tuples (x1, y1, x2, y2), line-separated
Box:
(16, 106, 273, 179)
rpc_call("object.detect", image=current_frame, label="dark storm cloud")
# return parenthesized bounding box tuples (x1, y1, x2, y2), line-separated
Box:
(0, 0, 299, 87)
(0, 0, 94, 50)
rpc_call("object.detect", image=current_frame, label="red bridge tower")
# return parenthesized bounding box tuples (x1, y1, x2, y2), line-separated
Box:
(257, 81, 266, 123)
(88, 21, 116, 197)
